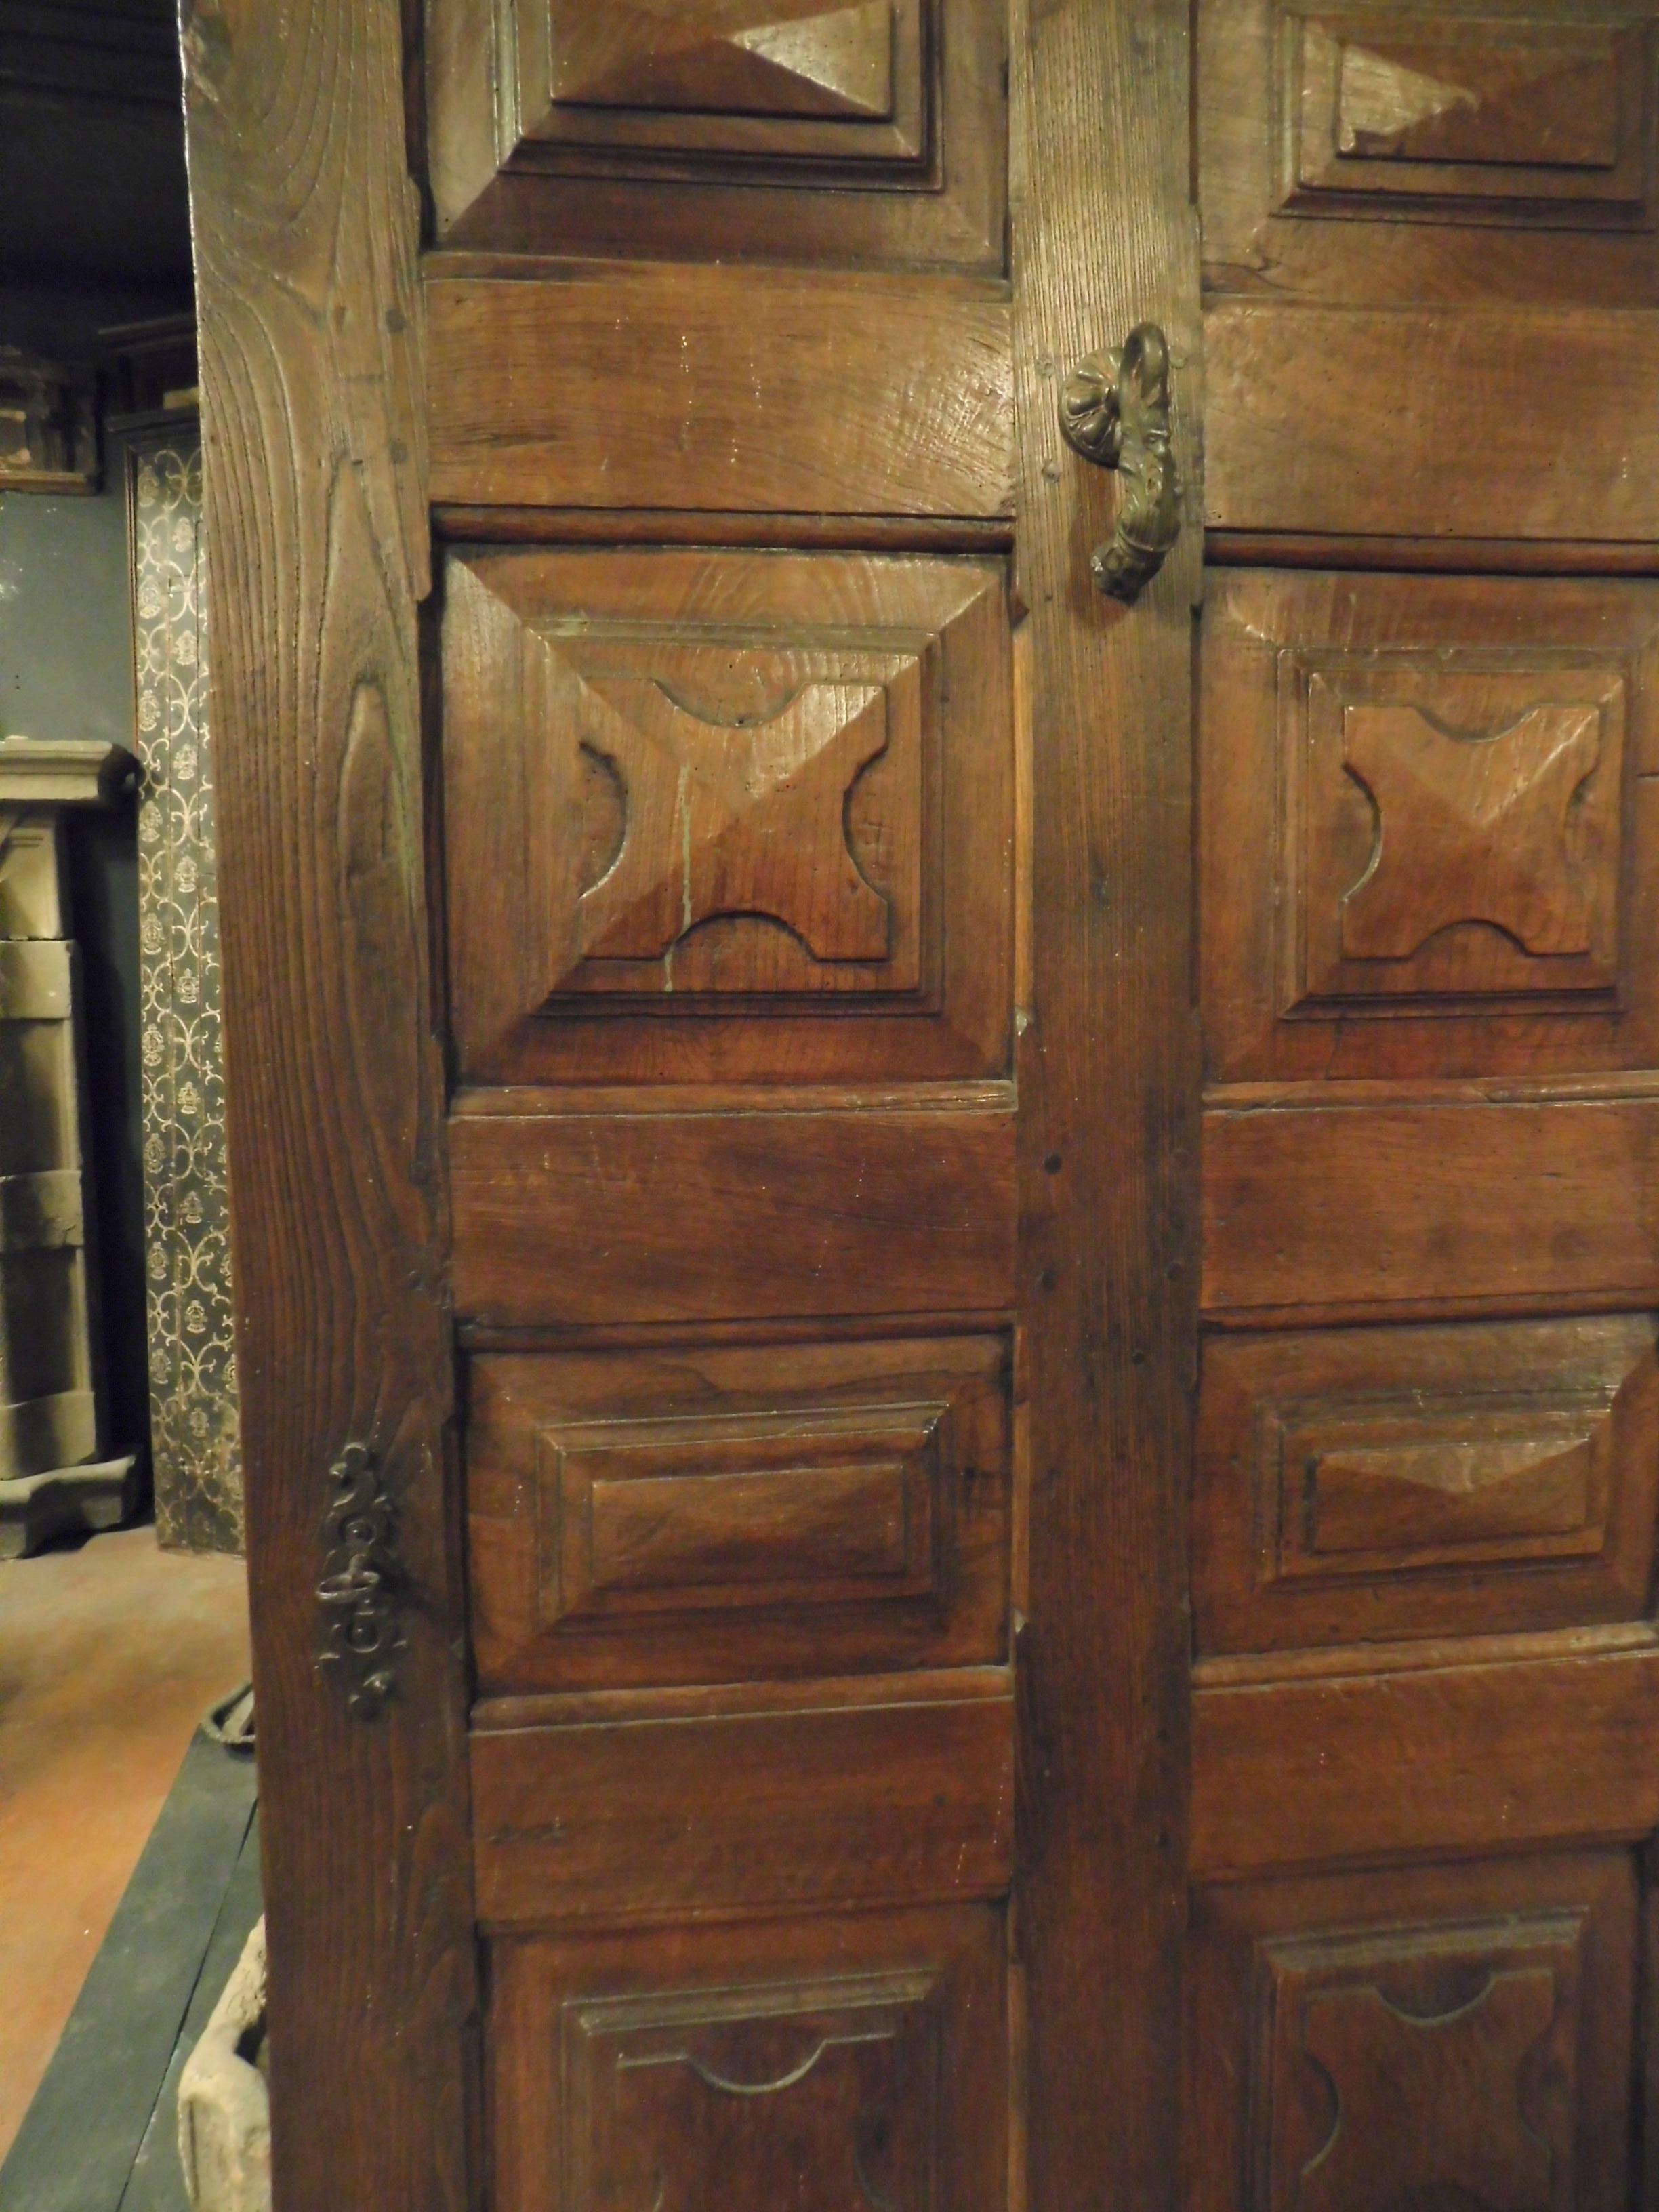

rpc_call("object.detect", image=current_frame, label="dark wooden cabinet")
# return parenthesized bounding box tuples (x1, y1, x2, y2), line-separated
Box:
(181, 2, 1659, 2206)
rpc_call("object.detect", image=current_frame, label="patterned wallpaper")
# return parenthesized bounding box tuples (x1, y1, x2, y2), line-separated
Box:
(131, 429, 243, 1553)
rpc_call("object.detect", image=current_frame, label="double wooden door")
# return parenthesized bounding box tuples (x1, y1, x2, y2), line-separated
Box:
(183, 0, 1659, 2205)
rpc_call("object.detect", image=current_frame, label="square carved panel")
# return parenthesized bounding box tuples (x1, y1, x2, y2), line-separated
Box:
(1277, 8, 1655, 226)
(1290, 655, 1626, 1009)
(1189, 1853, 1636, 2212)
(426, 0, 1005, 270)
(1202, 571, 1659, 1082)
(1194, 1849, 1637, 2212)
(490, 1906, 1005, 2212)
(1194, 1314, 1659, 1654)
(468, 1334, 1010, 1692)
(443, 549, 1012, 1086)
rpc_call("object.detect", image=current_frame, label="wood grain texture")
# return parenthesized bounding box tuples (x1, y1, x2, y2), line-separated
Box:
(1010, 1, 1201, 2207)
(180, 3, 475, 2206)
(426, 0, 1006, 270)
(1199, 0, 1659, 305)
(450, 1103, 1017, 1327)
(468, 1334, 1011, 1692)
(441, 547, 1014, 1087)
(489, 1907, 1008, 2212)
(1204, 1097, 1659, 1320)
(472, 1682, 1015, 1928)
(1207, 304, 1659, 544)
(1188, 1852, 1637, 2212)
(1195, 1315, 1659, 1654)
(1201, 569, 1659, 1086)
(1192, 1634, 1659, 1876)
(426, 270, 1014, 517)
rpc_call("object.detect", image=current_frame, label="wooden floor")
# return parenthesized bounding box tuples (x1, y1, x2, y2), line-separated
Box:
(0, 1523, 250, 2163)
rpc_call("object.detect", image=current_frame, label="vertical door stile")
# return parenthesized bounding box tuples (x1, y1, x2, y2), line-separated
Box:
(1010, 2, 1202, 2208)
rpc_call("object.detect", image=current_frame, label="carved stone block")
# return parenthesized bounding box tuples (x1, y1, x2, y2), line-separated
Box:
(0, 735, 138, 1557)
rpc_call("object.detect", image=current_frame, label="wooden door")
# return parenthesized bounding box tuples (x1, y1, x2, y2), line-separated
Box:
(180, 0, 1659, 2207)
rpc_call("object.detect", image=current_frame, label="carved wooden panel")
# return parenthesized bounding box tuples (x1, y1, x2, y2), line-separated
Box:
(468, 1334, 1010, 1690)
(1187, 1853, 1636, 2212)
(1292, 660, 1626, 1008)
(443, 550, 1012, 1086)
(489, 1906, 1005, 2212)
(1280, 11, 1654, 224)
(426, 0, 1005, 270)
(518, 2, 928, 163)
(1195, 1315, 1659, 1653)
(1202, 571, 1659, 1082)
(1200, 1, 1659, 313)
(541, 1404, 942, 1625)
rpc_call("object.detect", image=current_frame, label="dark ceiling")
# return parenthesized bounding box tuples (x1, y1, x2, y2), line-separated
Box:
(0, 0, 194, 300)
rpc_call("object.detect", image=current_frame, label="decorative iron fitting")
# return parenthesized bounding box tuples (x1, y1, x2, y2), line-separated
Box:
(316, 1442, 406, 1719)
(1059, 321, 1182, 605)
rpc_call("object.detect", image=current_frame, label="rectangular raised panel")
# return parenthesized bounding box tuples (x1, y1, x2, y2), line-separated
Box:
(552, 1412, 934, 1616)
(516, 1, 926, 165)
(1195, 1316, 1659, 1653)
(425, 0, 1003, 268)
(1203, 1098, 1659, 1320)
(1206, 306, 1659, 542)
(443, 549, 1012, 1086)
(1294, 1416, 1596, 1555)
(1187, 1856, 1635, 2212)
(1202, 573, 1659, 1082)
(1201, 1, 1659, 309)
(489, 1908, 1006, 2212)
(468, 1336, 1009, 1689)
(471, 1681, 1015, 1926)
(1281, 11, 1653, 223)
(1191, 1638, 1659, 1875)
(426, 276, 1013, 517)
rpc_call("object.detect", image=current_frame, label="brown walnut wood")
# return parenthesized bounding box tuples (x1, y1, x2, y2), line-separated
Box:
(180, 1, 475, 2206)
(192, 0, 1659, 2203)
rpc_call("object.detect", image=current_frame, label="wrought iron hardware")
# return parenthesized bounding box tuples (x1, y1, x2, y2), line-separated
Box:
(316, 1442, 406, 1719)
(1059, 322, 1181, 605)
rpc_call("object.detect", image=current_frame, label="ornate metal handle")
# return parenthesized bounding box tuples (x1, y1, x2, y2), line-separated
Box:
(1059, 322, 1181, 605)
(316, 1442, 406, 1719)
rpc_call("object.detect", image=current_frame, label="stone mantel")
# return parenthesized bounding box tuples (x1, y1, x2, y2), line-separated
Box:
(0, 733, 138, 1557)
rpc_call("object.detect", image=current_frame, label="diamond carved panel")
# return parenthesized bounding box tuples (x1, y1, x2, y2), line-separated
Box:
(1189, 1855, 1637, 2212)
(1291, 658, 1628, 1008)
(546, 3, 899, 119)
(572, 673, 901, 985)
(514, 0, 928, 166)
(443, 548, 1012, 1086)
(1255, 1917, 1580, 2212)
(1194, 1315, 1659, 1656)
(1277, 9, 1655, 225)
(1200, 572, 1659, 1082)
